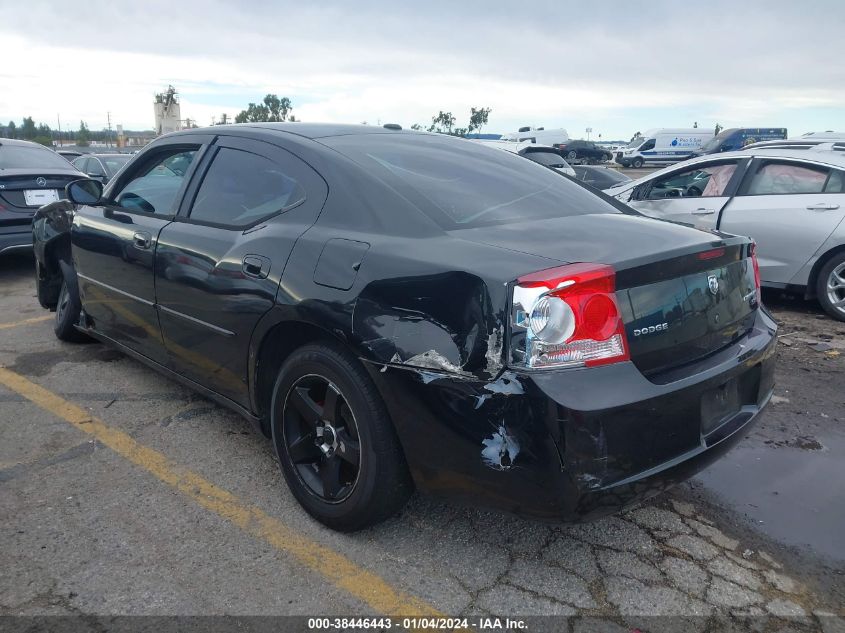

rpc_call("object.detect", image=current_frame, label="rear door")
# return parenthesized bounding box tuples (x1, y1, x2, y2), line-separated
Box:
(719, 158, 845, 284)
(629, 158, 749, 228)
(72, 137, 212, 363)
(155, 135, 328, 405)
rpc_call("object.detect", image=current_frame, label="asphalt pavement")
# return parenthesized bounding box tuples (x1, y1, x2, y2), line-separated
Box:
(1, 251, 843, 630)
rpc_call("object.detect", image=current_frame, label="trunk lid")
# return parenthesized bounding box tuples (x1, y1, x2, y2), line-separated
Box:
(0, 170, 82, 214)
(453, 212, 758, 376)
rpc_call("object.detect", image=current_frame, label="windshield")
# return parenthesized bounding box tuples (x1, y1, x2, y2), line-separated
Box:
(325, 134, 620, 228)
(0, 144, 76, 170)
(626, 137, 644, 148)
(523, 151, 567, 167)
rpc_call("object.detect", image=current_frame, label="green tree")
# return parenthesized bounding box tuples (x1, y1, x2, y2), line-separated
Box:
(20, 117, 37, 140)
(6, 121, 16, 138)
(410, 123, 422, 131)
(77, 121, 91, 147)
(235, 94, 293, 123)
(714, 123, 723, 136)
(468, 107, 492, 135)
(34, 123, 53, 147)
(429, 111, 456, 134)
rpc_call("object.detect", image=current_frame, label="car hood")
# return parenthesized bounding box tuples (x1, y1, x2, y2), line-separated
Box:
(449, 212, 734, 273)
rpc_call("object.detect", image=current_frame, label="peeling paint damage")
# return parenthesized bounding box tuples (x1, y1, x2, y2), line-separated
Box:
(481, 425, 521, 471)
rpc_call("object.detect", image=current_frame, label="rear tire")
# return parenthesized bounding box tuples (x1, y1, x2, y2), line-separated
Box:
(270, 341, 412, 531)
(567, 150, 578, 161)
(54, 278, 88, 342)
(816, 253, 845, 322)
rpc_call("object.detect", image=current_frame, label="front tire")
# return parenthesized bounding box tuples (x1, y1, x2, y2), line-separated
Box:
(817, 254, 845, 322)
(54, 279, 87, 342)
(632, 157, 644, 168)
(270, 341, 412, 531)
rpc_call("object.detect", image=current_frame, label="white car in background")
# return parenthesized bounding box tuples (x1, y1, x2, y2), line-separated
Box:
(606, 145, 845, 320)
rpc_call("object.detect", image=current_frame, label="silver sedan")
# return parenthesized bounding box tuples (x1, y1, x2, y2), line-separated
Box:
(606, 144, 845, 320)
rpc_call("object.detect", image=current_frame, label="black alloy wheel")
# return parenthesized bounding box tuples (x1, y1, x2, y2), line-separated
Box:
(54, 278, 87, 342)
(282, 374, 361, 503)
(271, 342, 412, 531)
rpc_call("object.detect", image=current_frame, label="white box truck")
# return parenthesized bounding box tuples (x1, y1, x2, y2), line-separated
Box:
(615, 128, 715, 168)
(500, 126, 570, 146)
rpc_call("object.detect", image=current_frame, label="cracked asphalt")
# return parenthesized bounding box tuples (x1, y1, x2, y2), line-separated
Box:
(1, 251, 843, 630)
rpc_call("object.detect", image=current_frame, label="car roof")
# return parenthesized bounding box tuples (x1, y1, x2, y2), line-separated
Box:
(0, 138, 55, 149)
(82, 153, 132, 158)
(172, 122, 414, 140)
(686, 146, 845, 168)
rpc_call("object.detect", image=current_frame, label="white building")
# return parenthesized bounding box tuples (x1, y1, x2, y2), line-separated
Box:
(154, 86, 182, 136)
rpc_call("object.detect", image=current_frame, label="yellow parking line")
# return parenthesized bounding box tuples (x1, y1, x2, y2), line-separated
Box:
(0, 367, 442, 617)
(0, 315, 52, 330)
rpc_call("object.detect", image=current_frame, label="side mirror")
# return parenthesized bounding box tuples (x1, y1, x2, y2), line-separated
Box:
(66, 179, 104, 205)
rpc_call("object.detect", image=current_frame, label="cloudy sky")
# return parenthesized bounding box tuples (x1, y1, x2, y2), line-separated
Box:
(1, 0, 843, 140)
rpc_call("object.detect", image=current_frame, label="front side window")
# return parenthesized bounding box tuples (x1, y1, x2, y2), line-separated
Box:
(188, 147, 306, 227)
(646, 162, 738, 200)
(112, 148, 197, 214)
(746, 162, 829, 195)
(639, 139, 656, 151)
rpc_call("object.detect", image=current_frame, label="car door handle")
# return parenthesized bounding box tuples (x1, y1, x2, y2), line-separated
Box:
(692, 208, 716, 215)
(806, 203, 840, 211)
(133, 231, 151, 249)
(242, 254, 270, 279)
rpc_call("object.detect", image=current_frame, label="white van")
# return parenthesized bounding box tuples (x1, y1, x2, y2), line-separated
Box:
(500, 126, 570, 146)
(615, 128, 715, 168)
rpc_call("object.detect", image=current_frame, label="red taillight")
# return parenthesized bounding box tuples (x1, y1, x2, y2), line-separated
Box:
(750, 242, 761, 301)
(697, 247, 725, 261)
(512, 263, 630, 369)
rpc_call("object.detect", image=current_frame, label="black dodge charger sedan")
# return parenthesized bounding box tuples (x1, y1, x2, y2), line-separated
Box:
(32, 123, 776, 531)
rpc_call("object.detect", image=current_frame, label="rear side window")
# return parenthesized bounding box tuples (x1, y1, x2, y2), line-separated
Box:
(72, 157, 88, 172)
(324, 135, 620, 228)
(87, 159, 105, 177)
(746, 162, 829, 195)
(825, 170, 845, 193)
(188, 147, 306, 227)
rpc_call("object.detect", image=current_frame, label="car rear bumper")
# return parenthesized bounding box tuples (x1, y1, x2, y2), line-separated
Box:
(0, 224, 33, 255)
(363, 308, 777, 521)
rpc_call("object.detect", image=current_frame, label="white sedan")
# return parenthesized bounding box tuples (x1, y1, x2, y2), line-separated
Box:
(606, 144, 845, 320)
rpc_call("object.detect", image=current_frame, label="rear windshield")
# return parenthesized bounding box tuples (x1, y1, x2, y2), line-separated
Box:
(0, 144, 74, 170)
(102, 155, 131, 174)
(324, 134, 619, 228)
(522, 151, 567, 167)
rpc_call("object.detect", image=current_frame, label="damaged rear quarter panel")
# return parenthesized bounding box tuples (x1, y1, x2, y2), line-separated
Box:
(350, 238, 556, 381)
